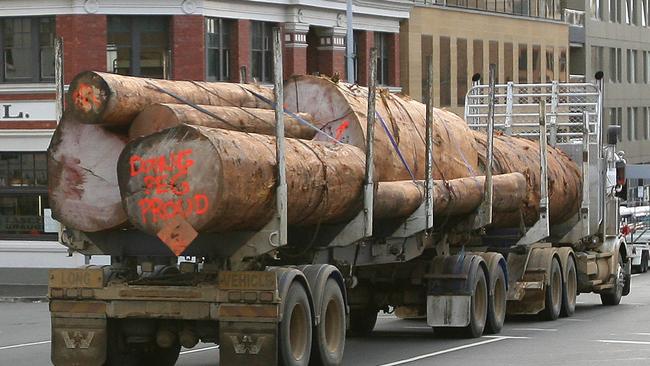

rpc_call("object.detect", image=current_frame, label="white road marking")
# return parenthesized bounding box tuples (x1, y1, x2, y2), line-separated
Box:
(0, 340, 51, 351)
(597, 340, 650, 345)
(483, 335, 530, 339)
(631, 274, 641, 278)
(563, 318, 590, 322)
(633, 333, 650, 336)
(377, 336, 514, 366)
(510, 328, 557, 332)
(576, 301, 586, 304)
(180, 345, 220, 355)
(403, 326, 432, 330)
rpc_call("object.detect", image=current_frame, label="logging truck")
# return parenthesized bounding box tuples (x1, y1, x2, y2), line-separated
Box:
(48, 39, 628, 366)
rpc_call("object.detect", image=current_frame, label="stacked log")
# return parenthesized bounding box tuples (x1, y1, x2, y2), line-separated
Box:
(50, 72, 582, 239)
(129, 104, 316, 140)
(68, 71, 275, 126)
(283, 75, 581, 226)
(117, 124, 529, 235)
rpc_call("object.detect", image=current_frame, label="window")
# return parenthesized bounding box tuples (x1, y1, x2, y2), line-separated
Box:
(206, 18, 231, 82)
(489, 41, 499, 83)
(627, 107, 635, 140)
(251, 22, 273, 83)
(610, 47, 619, 82)
(591, 46, 604, 77)
(545, 46, 554, 82)
(642, 0, 648, 26)
(375, 32, 390, 85)
(457, 38, 468, 105)
(0, 152, 53, 240)
(352, 31, 360, 84)
(0, 17, 54, 83)
(559, 48, 567, 82)
(107, 16, 170, 79)
(645, 107, 650, 140)
(473, 40, 484, 80)
(518, 44, 528, 83)
(591, 0, 601, 19)
(504, 42, 513, 82)
(533, 45, 541, 83)
(440, 36, 451, 107)
(627, 49, 637, 83)
(625, 0, 634, 24)
(635, 107, 643, 140)
(645, 51, 650, 83)
(610, 0, 620, 22)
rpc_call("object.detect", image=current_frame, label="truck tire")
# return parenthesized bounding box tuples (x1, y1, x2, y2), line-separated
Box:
(105, 321, 138, 366)
(540, 258, 562, 321)
(601, 254, 625, 306)
(485, 264, 506, 334)
(311, 278, 345, 366)
(464, 267, 488, 338)
(642, 252, 648, 273)
(348, 307, 378, 337)
(105, 320, 180, 366)
(279, 281, 313, 366)
(560, 256, 577, 317)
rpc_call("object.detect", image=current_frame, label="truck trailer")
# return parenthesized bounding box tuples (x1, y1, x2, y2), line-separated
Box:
(48, 40, 629, 366)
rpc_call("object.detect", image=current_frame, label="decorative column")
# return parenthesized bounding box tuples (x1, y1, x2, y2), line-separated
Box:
(283, 23, 309, 79)
(318, 27, 347, 80)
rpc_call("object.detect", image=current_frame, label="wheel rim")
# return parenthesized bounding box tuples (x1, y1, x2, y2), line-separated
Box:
(567, 263, 577, 308)
(552, 265, 562, 309)
(493, 276, 506, 322)
(289, 302, 308, 360)
(323, 298, 343, 353)
(615, 260, 624, 293)
(475, 275, 487, 325)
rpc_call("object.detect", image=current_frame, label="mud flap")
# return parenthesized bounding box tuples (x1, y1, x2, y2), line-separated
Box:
(219, 321, 278, 366)
(426, 295, 471, 327)
(51, 316, 106, 366)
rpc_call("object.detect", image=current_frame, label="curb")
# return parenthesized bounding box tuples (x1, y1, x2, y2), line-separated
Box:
(0, 296, 48, 303)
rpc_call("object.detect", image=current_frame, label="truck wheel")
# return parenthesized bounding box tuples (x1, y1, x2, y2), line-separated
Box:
(348, 307, 378, 337)
(601, 254, 625, 306)
(311, 278, 345, 366)
(464, 268, 488, 338)
(541, 258, 562, 321)
(279, 282, 313, 366)
(560, 256, 577, 317)
(642, 252, 648, 273)
(485, 264, 506, 334)
(105, 321, 138, 366)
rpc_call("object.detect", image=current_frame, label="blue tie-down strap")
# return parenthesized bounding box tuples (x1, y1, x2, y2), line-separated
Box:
(375, 111, 416, 181)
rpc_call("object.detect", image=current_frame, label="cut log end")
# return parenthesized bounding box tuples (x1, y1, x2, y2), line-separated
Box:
(68, 71, 111, 125)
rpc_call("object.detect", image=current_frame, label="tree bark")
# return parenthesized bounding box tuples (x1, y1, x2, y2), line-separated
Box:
(47, 113, 128, 232)
(129, 103, 317, 141)
(68, 71, 274, 126)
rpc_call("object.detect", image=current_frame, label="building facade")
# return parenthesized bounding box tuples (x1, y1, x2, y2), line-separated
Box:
(0, 0, 409, 270)
(568, 0, 650, 164)
(401, 0, 570, 116)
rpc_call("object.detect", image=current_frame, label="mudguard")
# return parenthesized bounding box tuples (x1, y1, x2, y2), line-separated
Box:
(296, 264, 348, 326)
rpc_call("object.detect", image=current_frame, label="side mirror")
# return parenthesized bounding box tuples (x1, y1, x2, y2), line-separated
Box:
(607, 125, 621, 145)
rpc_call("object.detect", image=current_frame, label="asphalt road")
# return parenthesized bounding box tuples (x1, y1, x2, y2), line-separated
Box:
(2, 272, 650, 366)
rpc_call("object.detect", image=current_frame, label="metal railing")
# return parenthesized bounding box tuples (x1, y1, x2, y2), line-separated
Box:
(464, 81, 601, 146)
(564, 9, 585, 26)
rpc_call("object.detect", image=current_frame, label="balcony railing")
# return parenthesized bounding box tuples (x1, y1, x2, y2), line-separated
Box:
(564, 9, 585, 27)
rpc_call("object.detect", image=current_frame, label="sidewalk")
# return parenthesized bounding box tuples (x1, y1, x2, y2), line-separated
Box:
(0, 268, 49, 302)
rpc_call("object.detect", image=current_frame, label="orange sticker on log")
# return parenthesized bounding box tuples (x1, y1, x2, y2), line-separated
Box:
(157, 216, 198, 256)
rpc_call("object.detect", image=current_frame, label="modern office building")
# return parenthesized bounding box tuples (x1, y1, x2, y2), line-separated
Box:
(0, 0, 409, 271)
(567, 0, 650, 164)
(400, 0, 570, 117)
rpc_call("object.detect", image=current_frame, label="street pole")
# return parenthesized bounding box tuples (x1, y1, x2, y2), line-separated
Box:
(346, 0, 354, 83)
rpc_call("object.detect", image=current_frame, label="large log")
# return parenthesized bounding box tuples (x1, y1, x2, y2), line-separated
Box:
(118, 125, 366, 235)
(284, 75, 581, 225)
(473, 131, 581, 225)
(129, 104, 317, 141)
(48, 113, 128, 232)
(68, 71, 274, 126)
(284, 75, 481, 182)
(375, 173, 527, 221)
